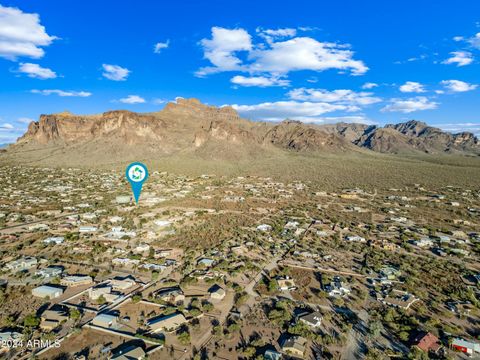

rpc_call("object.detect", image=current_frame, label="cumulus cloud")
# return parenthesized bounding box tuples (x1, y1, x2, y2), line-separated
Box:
(154, 40, 170, 54)
(248, 37, 368, 75)
(230, 75, 289, 87)
(230, 100, 355, 122)
(287, 88, 381, 106)
(118, 95, 146, 104)
(196, 26, 368, 78)
(102, 64, 130, 81)
(361, 82, 378, 89)
(18, 62, 56, 79)
(31, 89, 92, 97)
(454, 32, 480, 49)
(399, 81, 426, 93)
(442, 51, 473, 66)
(440, 80, 477, 92)
(0, 123, 14, 130)
(467, 32, 480, 49)
(0, 4, 57, 60)
(381, 97, 438, 113)
(196, 27, 252, 76)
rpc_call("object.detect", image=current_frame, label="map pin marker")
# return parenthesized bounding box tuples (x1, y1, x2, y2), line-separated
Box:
(126, 162, 149, 204)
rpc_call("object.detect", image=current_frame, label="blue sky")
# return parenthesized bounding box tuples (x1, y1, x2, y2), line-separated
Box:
(1, 0, 480, 143)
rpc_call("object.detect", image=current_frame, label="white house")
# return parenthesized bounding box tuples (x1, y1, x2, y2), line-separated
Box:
(32, 285, 63, 299)
(35, 266, 63, 278)
(257, 224, 272, 232)
(413, 237, 434, 248)
(4, 257, 37, 272)
(345, 235, 366, 243)
(43, 236, 65, 245)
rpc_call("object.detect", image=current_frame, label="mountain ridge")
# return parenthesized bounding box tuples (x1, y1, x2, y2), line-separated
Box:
(4, 98, 480, 165)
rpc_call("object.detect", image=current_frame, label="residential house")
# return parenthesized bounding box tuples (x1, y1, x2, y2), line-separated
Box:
(3, 256, 37, 272)
(413, 237, 434, 248)
(154, 249, 172, 258)
(280, 335, 307, 358)
(92, 313, 118, 328)
(60, 275, 93, 287)
(297, 311, 322, 328)
(43, 236, 65, 245)
(154, 287, 185, 304)
(134, 243, 150, 253)
(111, 344, 146, 360)
(379, 266, 401, 280)
(110, 276, 136, 291)
(345, 235, 366, 243)
(147, 313, 187, 333)
(88, 285, 119, 303)
(40, 308, 69, 331)
(79, 226, 98, 233)
(325, 277, 351, 297)
(264, 349, 282, 360)
(384, 289, 418, 310)
(277, 276, 296, 291)
(451, 338, 480, 355)
(197, 258, 215, 268)
(209, 284, 226, 300)
(35, 266, 63, 278)
(411, 332, 441, 354)
(257, 224, 272, 232)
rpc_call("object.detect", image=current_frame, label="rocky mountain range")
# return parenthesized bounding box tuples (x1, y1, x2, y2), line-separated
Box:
(4, 98, 479, 165)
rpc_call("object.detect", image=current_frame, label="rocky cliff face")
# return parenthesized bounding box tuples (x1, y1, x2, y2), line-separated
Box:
(264, 120, 354, 152)
(18, 110, 166, 146)
(9, 99, 480, 163)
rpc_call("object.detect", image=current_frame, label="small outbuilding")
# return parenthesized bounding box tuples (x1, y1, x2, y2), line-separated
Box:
(32, 285, 64, 299)
(92, 313, 118, 328)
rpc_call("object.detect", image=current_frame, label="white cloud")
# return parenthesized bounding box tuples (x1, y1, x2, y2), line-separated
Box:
(102, 64, 130, 81)
(258, 28, 297, 38)
(287, 88, 381, 106)
(381, 97, 438, 113)
(442, 51, 473, 66)
(230, 100, 354, 122)
(0, 4, 57, 60)
(17, 117, 34, 124)
(256, 27, 297, 43)
(440, 80, 477, 92)
(196, 27, 252, 76)
(196, 26, 368, 78)
(230, 75, 289, 87)
(31, 89, 92, 97)
(18, 62, 56, 79)
(467, 32, 480, 49)
(361, 82, 378, 89)
(152, 98, 166, 105)
(453, 36, 464, 42)
(434, 122, 480, 135)
(118, 95, 146, 104)
(302, 115, 376, 125)
(0, 123, 14, 130)
(154, 40, 170, 54)
(399, 81, 426, 93)
(248, 37, 368, 75)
